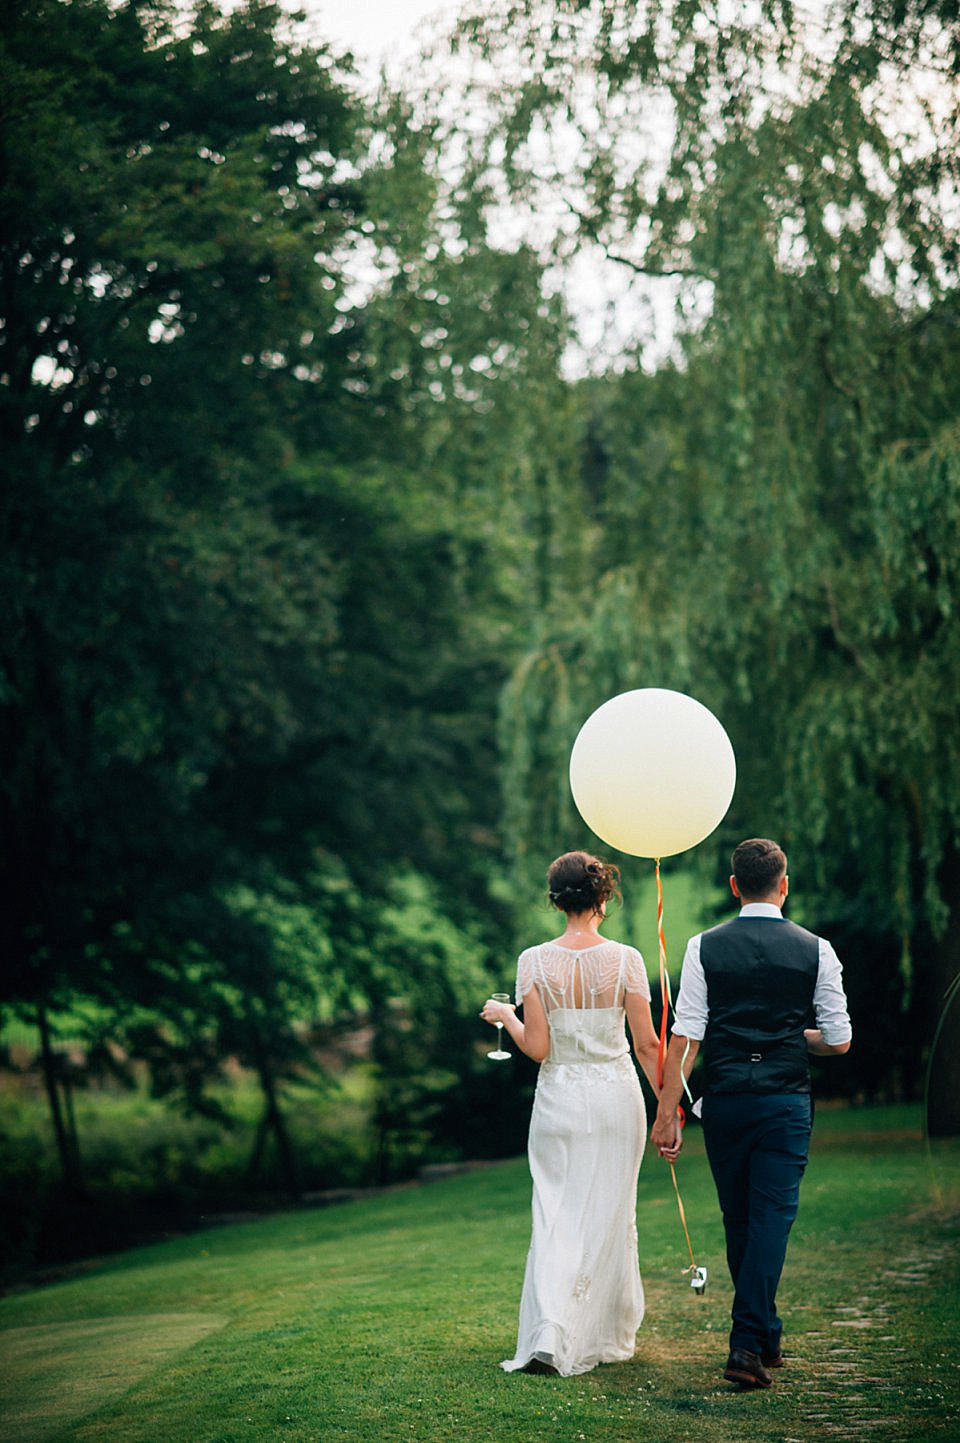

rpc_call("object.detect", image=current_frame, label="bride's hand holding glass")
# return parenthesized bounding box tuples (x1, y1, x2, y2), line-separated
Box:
(481, 993, 513, 1060)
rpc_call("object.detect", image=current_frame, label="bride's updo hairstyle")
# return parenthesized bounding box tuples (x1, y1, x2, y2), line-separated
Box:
(547, 850, 621, 917)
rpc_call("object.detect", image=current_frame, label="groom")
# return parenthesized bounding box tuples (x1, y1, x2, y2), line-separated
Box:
(651, 838, 852, 1389)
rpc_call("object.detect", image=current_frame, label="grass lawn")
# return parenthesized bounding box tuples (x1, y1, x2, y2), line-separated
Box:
(0, 1104, 957, 1443)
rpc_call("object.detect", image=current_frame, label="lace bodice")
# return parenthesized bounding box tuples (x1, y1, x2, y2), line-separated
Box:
(516, 941, 649, 1066)
(516, 940, 650, 1012)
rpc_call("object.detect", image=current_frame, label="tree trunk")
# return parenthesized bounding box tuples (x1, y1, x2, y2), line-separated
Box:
(256, 1060, 299, 1200)
(37, 1005, 82, 1187)
(61, 1066, 82, 1176)
(374, 1103, 391, 1187)
(926, 846, 960, 1137)
(245, 1108, 270, 1184)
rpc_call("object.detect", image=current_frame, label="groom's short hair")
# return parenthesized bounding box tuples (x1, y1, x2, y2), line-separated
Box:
(732, 838, 787, 899)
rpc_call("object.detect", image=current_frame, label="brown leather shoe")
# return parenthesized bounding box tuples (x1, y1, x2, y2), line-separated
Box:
(762, 1350, 785, 1368)
(723, 1349, 773, 1388)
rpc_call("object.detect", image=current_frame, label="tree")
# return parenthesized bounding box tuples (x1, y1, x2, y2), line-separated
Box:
(445, 0, 960, 1125)
(0, 0, 580, 1193)
(0, 0, 367, 1177)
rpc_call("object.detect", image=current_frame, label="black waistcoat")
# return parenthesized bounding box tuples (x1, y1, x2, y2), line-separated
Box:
(699, 915, 819, 1094)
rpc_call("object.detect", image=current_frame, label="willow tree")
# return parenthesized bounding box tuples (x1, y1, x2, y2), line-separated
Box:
(440, 0, 960, 1125)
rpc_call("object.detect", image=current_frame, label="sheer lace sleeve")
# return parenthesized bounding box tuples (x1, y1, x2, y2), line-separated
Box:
(621, 945, 651, 1000)
(516, 947, 539, 1006)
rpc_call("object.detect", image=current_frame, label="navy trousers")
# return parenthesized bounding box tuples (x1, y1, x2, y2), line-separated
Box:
(700, 1092, 812, 1357)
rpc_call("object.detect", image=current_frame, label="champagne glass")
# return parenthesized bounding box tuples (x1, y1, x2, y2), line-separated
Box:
(487, 993, 512, 1060)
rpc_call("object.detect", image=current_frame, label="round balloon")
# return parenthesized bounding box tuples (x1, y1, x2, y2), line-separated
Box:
(569, 689, 736, 858)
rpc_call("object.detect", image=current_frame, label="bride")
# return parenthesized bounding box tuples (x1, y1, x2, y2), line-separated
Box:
(481, 850, 680, 1377)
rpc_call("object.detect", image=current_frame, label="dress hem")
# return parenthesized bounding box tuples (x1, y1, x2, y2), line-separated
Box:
(502, 1344, 635, 1379)
(500, 1341, 639, 1378)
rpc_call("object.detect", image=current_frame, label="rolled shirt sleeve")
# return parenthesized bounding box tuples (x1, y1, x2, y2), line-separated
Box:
(671, 933, 709, 1041)
(814, 937, 853, 1046)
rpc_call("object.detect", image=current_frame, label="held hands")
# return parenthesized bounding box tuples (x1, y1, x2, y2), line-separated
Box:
(651, 1109, 684, 1163)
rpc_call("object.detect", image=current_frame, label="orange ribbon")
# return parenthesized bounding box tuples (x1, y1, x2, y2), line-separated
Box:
(654, 857, 699, 1283)
(670, 1162, 697, 1272)
(656, 857, 670, 1088)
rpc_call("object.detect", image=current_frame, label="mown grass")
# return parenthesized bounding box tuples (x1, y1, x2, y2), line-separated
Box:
(0, 1104, 957, 1443)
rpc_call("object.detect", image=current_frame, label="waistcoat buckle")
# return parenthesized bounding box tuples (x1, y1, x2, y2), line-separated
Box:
(750, 1052, 762, 1063)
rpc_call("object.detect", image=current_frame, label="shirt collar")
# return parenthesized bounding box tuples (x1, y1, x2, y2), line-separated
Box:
(739, 902, 785, 919)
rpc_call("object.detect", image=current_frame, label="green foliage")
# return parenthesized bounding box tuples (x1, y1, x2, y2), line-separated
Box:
(451, 0, 960, 1120)
(6, 0, 959, 1239)
(0, 1072, 376, 1281)
(1, 0, 363, 1022)
(0, 0, 578, 1189)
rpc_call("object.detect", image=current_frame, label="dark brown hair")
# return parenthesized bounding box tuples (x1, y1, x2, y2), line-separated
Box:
(731, 838, 787, 899)
(546, 850, 621, 916)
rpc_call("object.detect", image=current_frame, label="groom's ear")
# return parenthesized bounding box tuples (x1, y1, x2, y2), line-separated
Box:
(729, 875, 741, 900)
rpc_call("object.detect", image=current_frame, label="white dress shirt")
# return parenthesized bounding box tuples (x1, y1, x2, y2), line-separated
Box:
(671, 902, 853, 1046)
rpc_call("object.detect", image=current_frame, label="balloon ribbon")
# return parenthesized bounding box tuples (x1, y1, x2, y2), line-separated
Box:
(654, 857, 702, 1286)
(670, 1161, 697, 1272)
(655, 857, 671, 1091)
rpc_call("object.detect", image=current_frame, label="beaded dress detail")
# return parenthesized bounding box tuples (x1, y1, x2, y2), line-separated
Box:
(501, 940, 650, 1377)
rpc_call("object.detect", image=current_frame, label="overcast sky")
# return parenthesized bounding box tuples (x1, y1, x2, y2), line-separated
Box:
(307, 0, 676, 373)
(274, 2, 949, 373)
(313, 0, 462, 75)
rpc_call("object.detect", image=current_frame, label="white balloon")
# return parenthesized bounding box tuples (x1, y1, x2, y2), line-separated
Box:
(569, 689, 736, 859)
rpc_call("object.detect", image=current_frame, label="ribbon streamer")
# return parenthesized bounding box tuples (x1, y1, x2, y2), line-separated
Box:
(654, 857, 703, 1289)
(670, 1161, 697, 1271)
(655, 857, 671, 1090)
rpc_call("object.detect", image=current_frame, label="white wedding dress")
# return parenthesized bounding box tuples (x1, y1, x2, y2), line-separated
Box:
(501, 939, 650, 1377)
